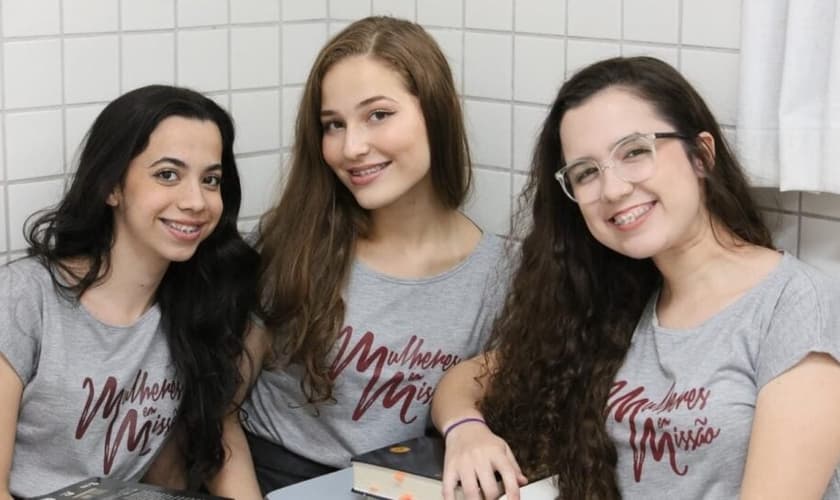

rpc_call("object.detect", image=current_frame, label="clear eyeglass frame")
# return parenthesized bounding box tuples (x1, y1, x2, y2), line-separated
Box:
(555, 131, 690, 203)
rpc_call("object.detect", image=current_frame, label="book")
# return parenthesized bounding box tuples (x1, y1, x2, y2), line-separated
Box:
(350, 435, 501, 500)
(28, 477, 232, 500)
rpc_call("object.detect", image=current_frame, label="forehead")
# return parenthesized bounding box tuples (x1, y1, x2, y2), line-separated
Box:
(559, 87, 669, 155)
(320, 55, 411, 108)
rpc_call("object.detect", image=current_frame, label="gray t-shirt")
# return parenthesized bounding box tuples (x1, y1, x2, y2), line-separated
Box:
(0, 258, 181, 498)
(243, 231, 509, 468)
(606, 253, 840, 499)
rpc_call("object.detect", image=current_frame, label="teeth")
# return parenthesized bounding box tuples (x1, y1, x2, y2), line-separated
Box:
(612, 204, 653, 226)
(164, 221, 200, 234)
(351, 163, 387, 176)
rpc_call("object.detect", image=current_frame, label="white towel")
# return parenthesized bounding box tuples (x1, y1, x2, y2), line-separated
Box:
(736, 0, 840, 194)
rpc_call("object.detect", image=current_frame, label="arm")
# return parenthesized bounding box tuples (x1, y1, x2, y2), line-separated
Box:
(142, 430, 187, 489)
(432, 352, 526, 500)
(205, 323, 270, 500)
(0, 354, 23, 500)
(740, 352, 840, 499)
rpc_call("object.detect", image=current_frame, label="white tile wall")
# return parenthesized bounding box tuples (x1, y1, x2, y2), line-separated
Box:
(464, 32, 512, 99)
(231, 0, 280, 23)
(177, 0, 228, 27)
(121, 0, 175, 31)
(515, 0, 565, 35)
(283, 0, 327, 21)
(372, 0, 415, 19)
(2, 0, 61, 37)
(1, 0, 839, 282)
(417, 0, 462, 28)
(122, 33, 176, 90)
(514, 36, 564, 104)
(177, 29, 230, 92)
(7, 179, 64, 251)
(465, 99, 511, 168)
(64, 36, 120, 104)
(64, 104, 106, 165)
(567, 0, 621, 39)
(231, 26, 281, 89)
(5, 110, 63, 180)
(329, 0, 371, 20)
(231, 90, 282, 154)
(3, 40, 63, 109)
(238, 153, 284, 218)
(281, 86, 303, 147)
(427, 28, 463, 92)
(63, 0, 119, 34)
(282, 23, 327, 84)
(465, 0, 512, 31)
(0, 188, 6, 253)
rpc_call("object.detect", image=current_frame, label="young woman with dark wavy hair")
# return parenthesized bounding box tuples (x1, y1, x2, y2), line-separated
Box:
(208, 16, 510, 498)
(0, 85, 259, 498)
(432, 57, 840, 500)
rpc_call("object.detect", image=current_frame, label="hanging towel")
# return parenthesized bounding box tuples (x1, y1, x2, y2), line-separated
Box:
(736, 0, 840, 194)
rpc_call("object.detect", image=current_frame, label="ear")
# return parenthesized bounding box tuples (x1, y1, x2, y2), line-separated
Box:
(694, 131, 715, 173)
(106, 187, 121, 207)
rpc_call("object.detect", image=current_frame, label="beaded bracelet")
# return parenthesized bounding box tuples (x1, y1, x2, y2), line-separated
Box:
(443, 417, 486, 440)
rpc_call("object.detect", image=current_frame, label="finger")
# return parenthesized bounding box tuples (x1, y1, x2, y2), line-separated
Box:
(457, 464, 483, 500)
(476, 461, 503, 499)
(504, 446, 528, 485)
(489, 456, 521, 500)
(441, 461, 459, 500)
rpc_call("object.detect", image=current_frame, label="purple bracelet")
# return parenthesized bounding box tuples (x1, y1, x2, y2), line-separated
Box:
(443, 417, 486, 440)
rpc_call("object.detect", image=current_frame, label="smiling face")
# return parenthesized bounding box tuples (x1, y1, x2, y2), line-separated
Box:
(320, 55, 433, 212)
(108, 116, 224, 269)
(559, 86, 711, 260)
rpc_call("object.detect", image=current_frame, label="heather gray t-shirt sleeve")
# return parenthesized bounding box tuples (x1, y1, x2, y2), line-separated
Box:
(755, 264, 840, 389)
(0, 260, 43, 383)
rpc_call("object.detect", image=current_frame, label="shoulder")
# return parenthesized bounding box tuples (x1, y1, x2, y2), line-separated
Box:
(772, 255, 840, 322)
(1, 257, 53, 297)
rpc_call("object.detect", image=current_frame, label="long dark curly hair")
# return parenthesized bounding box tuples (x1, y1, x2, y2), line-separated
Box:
(25, 85, 259, 487)
(257, 16, 471, 404)
(479, 57, 773, 499)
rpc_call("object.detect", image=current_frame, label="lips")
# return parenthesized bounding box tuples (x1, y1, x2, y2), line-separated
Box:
(610, 201, 656, 227)
(346, 161, 390, 186)
(349, 161, 389, 177)
(161, 218, 203, 238)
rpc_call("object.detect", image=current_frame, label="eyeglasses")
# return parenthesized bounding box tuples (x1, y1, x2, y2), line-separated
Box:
(555, 132, 690, 204)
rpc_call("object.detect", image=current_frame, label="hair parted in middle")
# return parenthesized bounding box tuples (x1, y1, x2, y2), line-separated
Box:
(257, 16, 472, 403)
(478, 57, 772, 499)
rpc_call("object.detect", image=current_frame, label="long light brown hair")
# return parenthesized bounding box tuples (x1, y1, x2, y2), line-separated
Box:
(480, 57, 773, 499)
(257, 16, 472, 403)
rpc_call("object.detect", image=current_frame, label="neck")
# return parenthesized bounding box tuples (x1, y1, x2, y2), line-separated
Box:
(367, 186, 458, 247)
(653, 217, 759, 304)
(80, 237, 169, 326)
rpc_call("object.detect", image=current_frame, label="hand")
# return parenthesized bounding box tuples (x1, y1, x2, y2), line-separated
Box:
(442, 422, 528, 500)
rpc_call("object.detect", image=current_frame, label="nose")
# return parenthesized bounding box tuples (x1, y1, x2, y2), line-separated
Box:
(177, 179, 208, 212)
(599, 165, 633, 202)
(342, 124, 370, 159)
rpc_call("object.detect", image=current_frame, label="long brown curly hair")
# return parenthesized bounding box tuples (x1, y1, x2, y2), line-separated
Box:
(257, 16, 471, 404)
(479, 57, 773, 499)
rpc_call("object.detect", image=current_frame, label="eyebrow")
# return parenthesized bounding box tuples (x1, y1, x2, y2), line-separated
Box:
(320, 95, 397, 117)
(568, 132, 644, 162)
(148, 157, 223, 173)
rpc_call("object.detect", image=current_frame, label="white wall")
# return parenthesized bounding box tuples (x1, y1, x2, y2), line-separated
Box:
(1, 0, 838, 278)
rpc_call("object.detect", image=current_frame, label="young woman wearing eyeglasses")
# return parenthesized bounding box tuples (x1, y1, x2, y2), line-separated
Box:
(431, 56, 840, 500)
